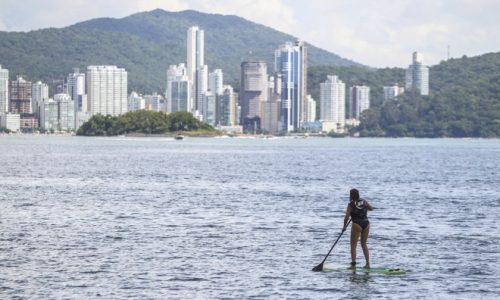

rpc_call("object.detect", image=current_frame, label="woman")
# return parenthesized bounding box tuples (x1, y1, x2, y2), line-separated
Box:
(343, 188, 374, 269)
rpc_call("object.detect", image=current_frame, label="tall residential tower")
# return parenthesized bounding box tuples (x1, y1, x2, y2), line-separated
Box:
(320, 75, 345, 133)
(275, 41, 307, 132)
(86, 65, 127, 116)
(0, 65, 8, 114)
(186, 26, 207, 114)
(405, 52, 429, 96)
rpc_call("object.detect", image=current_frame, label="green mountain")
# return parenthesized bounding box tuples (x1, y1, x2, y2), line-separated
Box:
(308, 53, 500, 137)
(0, 9, 360, 93)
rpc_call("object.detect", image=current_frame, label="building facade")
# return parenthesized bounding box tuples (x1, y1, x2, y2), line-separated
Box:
(128, 92, 145, 112)
(405, 52, 429, 96)
(275, 41, 307, 132)
(383, 84, 405, 101)
(0, 113, 20, 132)
(32, 81, 49, 117)
(305, 95, 316, 122)
(55, 93, 75, 131)
(349, 85, 370, 119)
(218, 85, 237, 126)
(261, 74, 281, 134)
(86, 65, 128, 116)
(144, 93, 164, 112)
(187, 26, 206, 113)
(240, 61, 268, 130)
(67, 70, 86, 112)
(320, 75, 345, 133)
(166, 64, 191, 113)
(10, 76, 32, 114)
(40, 99, 59, 131)
(0, 65, 8, 114)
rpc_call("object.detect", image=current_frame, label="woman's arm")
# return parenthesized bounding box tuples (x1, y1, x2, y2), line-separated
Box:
(365, 201, 374, 211)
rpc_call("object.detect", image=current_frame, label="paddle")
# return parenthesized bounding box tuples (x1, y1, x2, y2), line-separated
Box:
(312, 218, 351, 272)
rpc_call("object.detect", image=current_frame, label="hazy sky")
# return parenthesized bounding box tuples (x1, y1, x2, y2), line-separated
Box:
(0, 0, 498, 68)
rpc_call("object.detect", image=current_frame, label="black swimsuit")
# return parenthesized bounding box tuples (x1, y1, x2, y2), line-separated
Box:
(350, 199, 370, 231)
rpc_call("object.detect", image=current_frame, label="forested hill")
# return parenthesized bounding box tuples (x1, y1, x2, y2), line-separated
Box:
(0, 9, 359, 93)
(307, 53, 500, 137)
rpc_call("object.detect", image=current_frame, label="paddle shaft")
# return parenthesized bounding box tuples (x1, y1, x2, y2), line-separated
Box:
(318, 218, 351, 266)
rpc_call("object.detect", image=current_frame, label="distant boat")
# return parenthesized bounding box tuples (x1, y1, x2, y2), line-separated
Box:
(174, 135, 184, 140)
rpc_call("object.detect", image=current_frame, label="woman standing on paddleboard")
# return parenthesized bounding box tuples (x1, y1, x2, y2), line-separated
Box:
(343, 188, 374, 269)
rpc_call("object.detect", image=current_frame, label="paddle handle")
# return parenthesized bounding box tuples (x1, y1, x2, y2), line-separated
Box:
(319, 218, 351, 265)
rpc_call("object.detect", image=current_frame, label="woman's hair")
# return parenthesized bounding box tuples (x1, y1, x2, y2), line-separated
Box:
(350, 188, 360, 202)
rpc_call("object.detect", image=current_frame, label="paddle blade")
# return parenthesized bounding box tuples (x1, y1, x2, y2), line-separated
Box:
(312, 263, 323, 272)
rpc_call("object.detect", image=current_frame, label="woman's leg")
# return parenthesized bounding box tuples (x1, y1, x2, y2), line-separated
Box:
(360, 224, 370, 268)
(350, 223, 362, 267)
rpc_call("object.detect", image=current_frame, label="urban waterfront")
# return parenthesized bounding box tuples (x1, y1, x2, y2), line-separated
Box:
(1, 136, 499, 299)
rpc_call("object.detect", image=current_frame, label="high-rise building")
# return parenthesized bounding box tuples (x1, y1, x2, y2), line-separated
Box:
(86, 65, 127, 116)
(0, 113, 20, 132)
(187, 26, 205, 112)
(240, 61, 268, 129)
(261, 74, 281, 133)
(349, 85, 370, 119)
(405, 51, 429, 96)
(196, 65, 208, 118)
(383, 84, 405, 101)
(40, 98, 59, 131)
(9, 76, 32, 114)
(40, 94, 75, 131)
(166, 64, 191, 113)
(55, 93, 75, 131)
(275, 41, 307, 132)
(296, 41, 308, 125)
(32, 81, 49, 117)
(52, 79, 66, 96)
(203, 91, 217, 125)
(320, 75, 345, 132)
(67, 69, 86, 112)
(208, 69, 224, 95)
(305, 95, 316, 122)
(219, 85, 237, 126)
(0, 65, 8, 114)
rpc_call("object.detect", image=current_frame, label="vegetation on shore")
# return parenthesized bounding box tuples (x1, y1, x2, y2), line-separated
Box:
(76, 110, 216, 136)
(309, 53, 500, 138)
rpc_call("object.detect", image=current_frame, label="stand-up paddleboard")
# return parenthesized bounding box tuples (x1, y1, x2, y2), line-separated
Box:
(323, 263, 406, 275)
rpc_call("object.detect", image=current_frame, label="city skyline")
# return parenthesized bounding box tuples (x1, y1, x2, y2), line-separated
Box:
(0, 1, 499, 68)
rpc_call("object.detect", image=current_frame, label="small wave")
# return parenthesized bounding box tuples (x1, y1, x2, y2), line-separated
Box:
(167, 277, 209, 282)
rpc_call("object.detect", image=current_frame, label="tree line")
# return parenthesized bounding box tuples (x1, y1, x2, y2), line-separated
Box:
(76, 110, 215, 136)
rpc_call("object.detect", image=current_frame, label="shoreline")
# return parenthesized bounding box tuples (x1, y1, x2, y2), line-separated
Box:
(1, 132, 499, 139)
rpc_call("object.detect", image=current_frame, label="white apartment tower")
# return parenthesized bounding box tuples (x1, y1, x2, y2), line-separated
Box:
(349, 85, 370, 119)
(187, 26, 206, 113)
(405, 52, 429, 96)
(306, 95, 316, 122)
(320, 75, 345, 131)
(86, 65, 128, 116)
(31, 81, 49, 117)
(67, 69, 86, 112)
(0, 65, 8, 114)
(196, 65, 208, 118)
(208, 69, 224, 95)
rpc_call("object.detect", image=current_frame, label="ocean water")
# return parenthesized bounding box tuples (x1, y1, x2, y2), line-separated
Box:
(0, 136, 499, 299)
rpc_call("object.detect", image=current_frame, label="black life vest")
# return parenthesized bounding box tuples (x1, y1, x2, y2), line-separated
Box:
(350, 198, 368, 220)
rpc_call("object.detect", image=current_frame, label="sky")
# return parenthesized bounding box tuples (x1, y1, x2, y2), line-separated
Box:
(0, 0, 499, 68)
